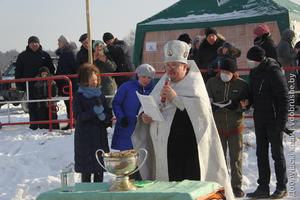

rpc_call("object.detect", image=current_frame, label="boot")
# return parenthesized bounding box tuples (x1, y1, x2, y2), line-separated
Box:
(233, 188, 245, 198)
(246, 186, 270, 199)
(270, 189, 287, 199)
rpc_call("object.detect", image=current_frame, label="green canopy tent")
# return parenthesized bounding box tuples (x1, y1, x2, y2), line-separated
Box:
(133, 0, 300, 69)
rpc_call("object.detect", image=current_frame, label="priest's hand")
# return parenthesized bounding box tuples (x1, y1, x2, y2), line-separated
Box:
(160, 84, 177, 102)
(141, 113, 153, 124)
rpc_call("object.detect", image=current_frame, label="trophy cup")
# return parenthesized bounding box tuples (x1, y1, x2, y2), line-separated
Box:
(95, 148, 147, 191)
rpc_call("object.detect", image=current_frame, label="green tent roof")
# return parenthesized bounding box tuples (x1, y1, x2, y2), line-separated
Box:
(133, 0, 300, 65)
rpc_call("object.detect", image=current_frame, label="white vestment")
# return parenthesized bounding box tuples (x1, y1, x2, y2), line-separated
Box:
(132, 61, 235, 200)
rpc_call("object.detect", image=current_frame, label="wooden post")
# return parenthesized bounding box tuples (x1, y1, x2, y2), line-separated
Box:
(85, 0, 93, 64)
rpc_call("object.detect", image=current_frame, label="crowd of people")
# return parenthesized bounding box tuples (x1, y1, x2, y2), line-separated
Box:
(13, 24, 300, 199)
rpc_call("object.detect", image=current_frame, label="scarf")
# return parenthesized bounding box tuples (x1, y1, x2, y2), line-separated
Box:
(77, 86, 102, 98)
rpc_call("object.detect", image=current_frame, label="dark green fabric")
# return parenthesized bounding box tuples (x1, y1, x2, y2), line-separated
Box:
(206, 76, 249, 133)
(37, 180, 222, 200)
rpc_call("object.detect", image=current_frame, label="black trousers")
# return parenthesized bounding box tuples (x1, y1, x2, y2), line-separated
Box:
(28, 102, 38, 130)
(254, 121, 287, 190)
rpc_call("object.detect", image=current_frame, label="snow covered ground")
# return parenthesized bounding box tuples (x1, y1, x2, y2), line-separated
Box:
(0, 101, 299, 200)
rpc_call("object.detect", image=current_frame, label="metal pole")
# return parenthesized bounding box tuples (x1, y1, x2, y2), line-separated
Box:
(86, 0, 93, 64)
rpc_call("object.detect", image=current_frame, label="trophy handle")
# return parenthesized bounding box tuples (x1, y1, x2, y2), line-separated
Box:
(128, 148, 148, 176)
(95, 149, 108, 171)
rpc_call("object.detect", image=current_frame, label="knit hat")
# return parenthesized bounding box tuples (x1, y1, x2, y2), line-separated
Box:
(253, 24, 270, 37)
(28, 36, 40, 44)
(163, 40, 190, 64)
(38, 66, 50, 75)
(79, 33, 88, 42)
(205, 28, 217, 38)
(247, 46, 266, 62)
(177, 33, 192, 44)
(58, 35, 69, 44)
(92, 40, 105, 50)
(135, 64, 156, 79)
(103, 32, 114, 43)
(220, 58, 237, 73)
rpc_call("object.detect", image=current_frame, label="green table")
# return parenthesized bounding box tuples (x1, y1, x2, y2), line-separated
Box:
(37, 180, 224, 200)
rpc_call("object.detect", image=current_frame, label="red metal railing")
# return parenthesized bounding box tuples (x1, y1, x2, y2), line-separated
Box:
(0, 75, 73, 131)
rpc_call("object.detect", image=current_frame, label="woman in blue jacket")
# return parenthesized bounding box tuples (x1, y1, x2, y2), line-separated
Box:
(111, 64, 156, 151)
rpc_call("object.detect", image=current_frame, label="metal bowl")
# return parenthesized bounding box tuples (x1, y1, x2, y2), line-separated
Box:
(103, 154, 138, 176)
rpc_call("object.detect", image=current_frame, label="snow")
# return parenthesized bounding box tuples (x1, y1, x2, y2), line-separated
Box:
(143, 6, 285, 25)
(0, 101, 299, 200)
(144, 9, 284, 25)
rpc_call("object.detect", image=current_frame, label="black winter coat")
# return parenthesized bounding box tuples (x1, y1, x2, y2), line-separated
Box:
(15, 46, 55, 93)
(73, 92, 110, 173)
(249, 58, 288, 128)
(197, 38, 225, 82)
(254, 33, 278, 60)
(76, 46, 88, 67)
(56, 44, 77, 75)
(56, 44, 78, 95)
(107, 39, 134, 86)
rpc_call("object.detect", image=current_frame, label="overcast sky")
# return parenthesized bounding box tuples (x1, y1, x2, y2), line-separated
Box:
(0, 0, 178, 52)
(1, 0, 300, 52)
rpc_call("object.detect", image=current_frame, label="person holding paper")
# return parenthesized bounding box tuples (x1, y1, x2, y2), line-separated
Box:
(111, 64, 156, 151)
(132, 40, 235, 200)
(206, 58, 249, 198)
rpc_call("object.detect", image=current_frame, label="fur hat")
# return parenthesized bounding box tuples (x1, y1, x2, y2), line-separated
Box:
(28, 36, 40, 44)
(205, 28, 217, 38)
(102, 32, 114, 43)
(135, 64, 156, 79)
(220, 58, 237, 73)
(253, 24, 270, 37)
(163, 40, 190, 64)
(247, 46, 266, 62)
(177, 33, 192, 44)
(79, 33, 87, 42)
(58, 35, 69, 45)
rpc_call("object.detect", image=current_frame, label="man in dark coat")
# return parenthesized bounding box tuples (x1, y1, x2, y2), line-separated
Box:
(197, 28, 225, 82)
(55, 35, 78, 130)
(253, 24, 278, 60)
(103, 32, 135, 87)
(15, 36, 55, 130)
(76, 33, 89, 67)
(246, 46, 288, 199)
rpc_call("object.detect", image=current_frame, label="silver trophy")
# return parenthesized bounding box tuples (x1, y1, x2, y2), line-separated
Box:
(95, 149, 147, 191)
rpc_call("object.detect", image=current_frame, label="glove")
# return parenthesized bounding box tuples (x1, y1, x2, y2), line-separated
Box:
(283, 127, 294, 136)
(93, 105, 106, 121)
(120, 117, 129, 128)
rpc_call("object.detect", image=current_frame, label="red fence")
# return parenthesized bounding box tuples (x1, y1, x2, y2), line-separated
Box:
(0, 75, 73, 130)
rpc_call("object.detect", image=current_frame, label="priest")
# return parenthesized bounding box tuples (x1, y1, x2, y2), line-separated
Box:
(132, 40, 234, 200)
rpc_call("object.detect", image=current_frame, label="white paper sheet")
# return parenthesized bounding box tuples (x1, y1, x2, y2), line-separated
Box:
(136, 92, 165, 121)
